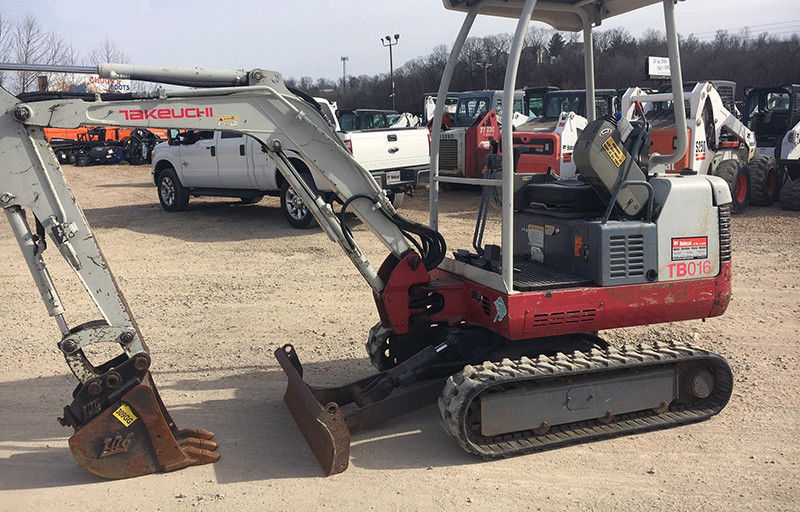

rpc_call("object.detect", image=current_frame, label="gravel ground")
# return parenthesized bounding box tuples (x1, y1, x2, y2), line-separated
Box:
(0, 164, 797, 511)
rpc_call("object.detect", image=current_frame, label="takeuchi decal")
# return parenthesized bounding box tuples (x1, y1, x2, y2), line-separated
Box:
(119, 107, 214, 120)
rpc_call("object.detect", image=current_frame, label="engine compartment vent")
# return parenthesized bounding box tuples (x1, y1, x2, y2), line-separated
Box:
(608, 234, 645, 279)
(529, 308, 597, 327)
(438, 138, 459, 171)
(718, 204, 731, 262)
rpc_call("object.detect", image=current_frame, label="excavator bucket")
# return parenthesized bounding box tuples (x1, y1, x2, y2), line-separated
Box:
(59, 355, 219, 479)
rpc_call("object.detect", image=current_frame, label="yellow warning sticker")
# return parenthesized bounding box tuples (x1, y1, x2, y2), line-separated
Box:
(602, 136, 626, 167)
(217, 115, 238, 128)
(112, 404, 138, 427)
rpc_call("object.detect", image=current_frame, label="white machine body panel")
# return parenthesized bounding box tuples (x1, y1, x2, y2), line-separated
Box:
(651, 175, 722, 282)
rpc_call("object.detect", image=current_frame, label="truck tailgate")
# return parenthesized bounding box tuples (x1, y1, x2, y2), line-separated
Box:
(347, 128, 429, 171)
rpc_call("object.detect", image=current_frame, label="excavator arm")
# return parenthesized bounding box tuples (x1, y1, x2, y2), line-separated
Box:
(0, 63, 443, 479)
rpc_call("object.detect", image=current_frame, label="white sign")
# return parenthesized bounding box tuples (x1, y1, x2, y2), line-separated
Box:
(85, 75, 132, 93)
(647, 56, 671, 79)
(57, 75, 132, 94)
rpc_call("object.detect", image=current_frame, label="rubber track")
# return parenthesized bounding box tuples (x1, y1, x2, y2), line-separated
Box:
(438, 341, 733, 458)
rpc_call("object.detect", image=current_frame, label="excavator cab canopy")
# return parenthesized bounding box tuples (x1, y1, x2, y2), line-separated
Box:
(432, 0, 690, 292)
(443, 0, 666, 30)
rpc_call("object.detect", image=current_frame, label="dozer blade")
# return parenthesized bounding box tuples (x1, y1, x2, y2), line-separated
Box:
(59, 355, 219, 479)
(275, 344, 350, 476)
(275, 344, 447, 476)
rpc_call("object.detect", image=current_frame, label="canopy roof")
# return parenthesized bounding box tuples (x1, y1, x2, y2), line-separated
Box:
(442, 0, 671, 31)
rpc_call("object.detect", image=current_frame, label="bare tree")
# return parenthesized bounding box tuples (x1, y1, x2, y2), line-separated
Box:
(0, 13, 13, 90)
(10, 13, 75, 93)
(87, 37, 129, 65)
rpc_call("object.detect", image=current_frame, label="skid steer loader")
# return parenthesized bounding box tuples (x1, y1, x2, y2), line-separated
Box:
(0, 0, 733, 480)
(622, 82, 766, 212)
(512, 88, 620, 178)
(742, 84, 800, 210)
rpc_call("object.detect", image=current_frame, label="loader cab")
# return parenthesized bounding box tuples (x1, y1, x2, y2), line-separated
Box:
(743, 85, 800, 149)
(539, 89, 619, 121)
(522, 86, 559, 117)
(423, 92, 460, 123)
(510, 89, 620, 178)
(450, 90, 524, 127)
(437, 90, 525, 178)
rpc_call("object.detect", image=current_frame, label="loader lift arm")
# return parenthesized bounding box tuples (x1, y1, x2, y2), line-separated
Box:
(0, 62, 443, 479)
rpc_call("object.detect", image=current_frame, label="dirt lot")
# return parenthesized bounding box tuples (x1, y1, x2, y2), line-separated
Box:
(0, 164, 797, 511)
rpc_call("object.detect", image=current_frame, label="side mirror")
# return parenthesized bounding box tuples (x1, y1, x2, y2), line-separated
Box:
(167, 129, 181, 146)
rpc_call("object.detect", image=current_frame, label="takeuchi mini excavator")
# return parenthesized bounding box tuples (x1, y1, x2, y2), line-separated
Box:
(0, 0, 733, 479)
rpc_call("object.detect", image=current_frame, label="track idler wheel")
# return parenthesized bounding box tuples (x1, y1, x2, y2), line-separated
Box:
(59, 355, 219, 479)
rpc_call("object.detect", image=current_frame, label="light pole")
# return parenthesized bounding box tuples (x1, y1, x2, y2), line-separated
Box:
(340, 56, 349, 88)
(476, 61, 491, 89)
(381, 34, 400, 110)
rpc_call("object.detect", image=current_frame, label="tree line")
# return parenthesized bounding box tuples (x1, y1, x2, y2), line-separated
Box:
(0, 12, 131, 93)
(0, 10, 798, 115)
(293, 27, 800, 115)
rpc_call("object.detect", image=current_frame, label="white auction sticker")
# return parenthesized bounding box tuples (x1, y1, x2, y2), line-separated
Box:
(671, 237, 708, 261)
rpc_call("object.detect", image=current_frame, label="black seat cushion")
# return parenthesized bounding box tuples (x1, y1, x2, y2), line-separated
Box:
(522, 179, 605, 211)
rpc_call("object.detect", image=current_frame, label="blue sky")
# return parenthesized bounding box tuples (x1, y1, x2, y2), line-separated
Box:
(1, 0, 796, 80)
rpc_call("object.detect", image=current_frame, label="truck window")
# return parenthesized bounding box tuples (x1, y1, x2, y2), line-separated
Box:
(317, 103, 337, 129)
(339, 112, 356, 131)
(365, 112, 389, 130)
(180, 130, 214, 145)
(221, 131, 243, 139)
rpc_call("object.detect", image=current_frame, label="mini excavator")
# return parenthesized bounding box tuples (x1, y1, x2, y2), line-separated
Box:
(0, 0, 732, 479)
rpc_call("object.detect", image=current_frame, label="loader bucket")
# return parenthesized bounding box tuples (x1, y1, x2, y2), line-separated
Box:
(61, 358, 219, 479)
(275, 344, 351, 476)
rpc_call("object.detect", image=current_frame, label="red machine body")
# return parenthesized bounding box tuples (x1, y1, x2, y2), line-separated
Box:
(511, 131, 562, 175)
(374, 255, 732, 342)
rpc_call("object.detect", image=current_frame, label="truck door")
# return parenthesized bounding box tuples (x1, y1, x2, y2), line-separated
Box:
(249, 136, 277, 191)
(216, 131, 252, 189)
(177, 130, 218, 187)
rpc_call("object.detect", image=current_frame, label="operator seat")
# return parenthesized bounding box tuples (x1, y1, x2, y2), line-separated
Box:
(518, 117, 651, 218)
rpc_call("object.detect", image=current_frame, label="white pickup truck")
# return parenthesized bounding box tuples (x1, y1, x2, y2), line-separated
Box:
(151, 98, 430, 228)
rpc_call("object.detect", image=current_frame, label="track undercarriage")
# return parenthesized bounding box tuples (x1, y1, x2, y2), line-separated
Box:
(276, 326, 732, 475)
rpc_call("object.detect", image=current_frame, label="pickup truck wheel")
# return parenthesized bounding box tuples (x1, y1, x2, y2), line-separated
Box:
(387, 192, 404, 209)
(280, 180, 314, 229)
(156, 167, 189, 212)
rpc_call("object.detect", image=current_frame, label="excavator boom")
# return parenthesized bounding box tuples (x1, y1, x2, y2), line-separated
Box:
(0, 62, 439, 478)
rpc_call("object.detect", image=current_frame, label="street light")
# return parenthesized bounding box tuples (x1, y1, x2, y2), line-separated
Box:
(381, 33, 400, 110)
(340, 56, 349, 88)
(476, 61, 492, 89)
